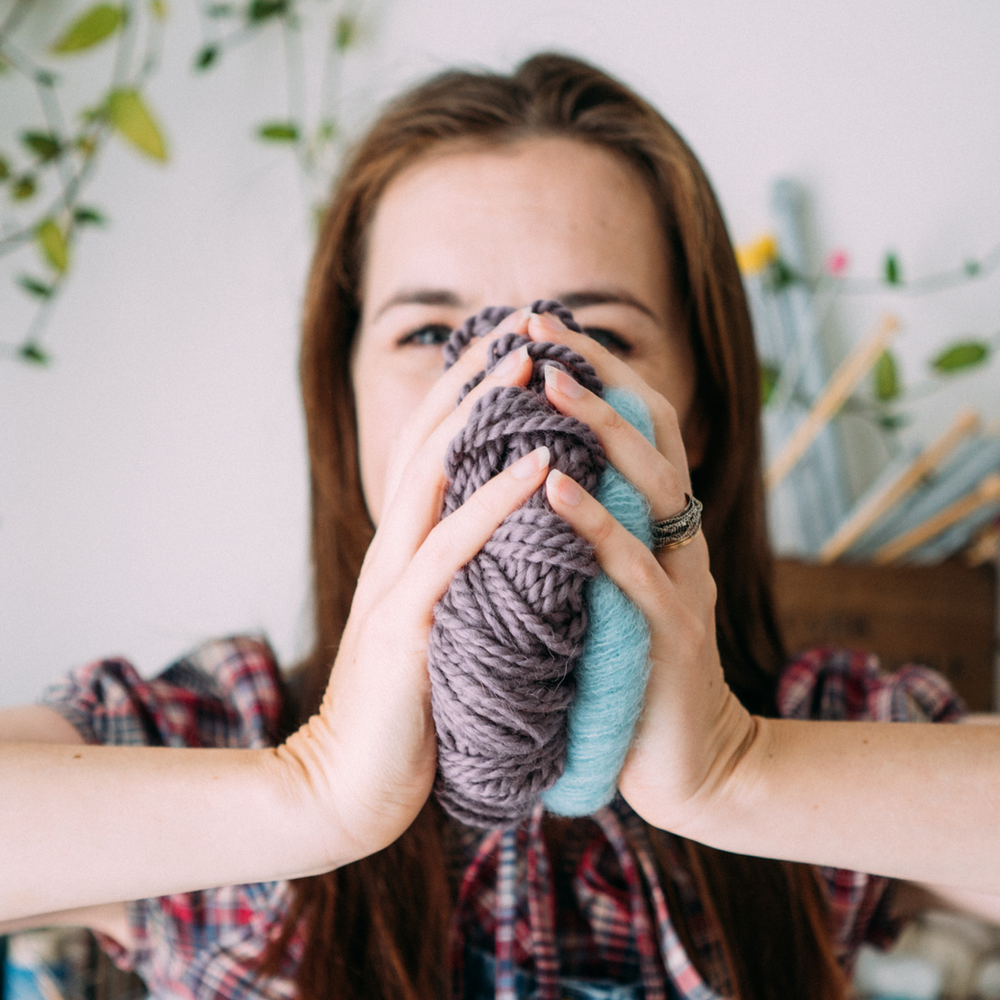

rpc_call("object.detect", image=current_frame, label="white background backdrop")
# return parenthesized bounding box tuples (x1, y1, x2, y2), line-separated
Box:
(2, 0, 999, 706)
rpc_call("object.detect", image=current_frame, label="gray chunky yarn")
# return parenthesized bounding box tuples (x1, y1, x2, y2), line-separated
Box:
(428, 300, 607, 828)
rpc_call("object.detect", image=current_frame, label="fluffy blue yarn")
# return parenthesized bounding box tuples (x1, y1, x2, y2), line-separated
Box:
(541, 386, 655, 816)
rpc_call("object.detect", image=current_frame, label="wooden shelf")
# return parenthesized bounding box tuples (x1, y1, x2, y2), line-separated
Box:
(773, 559, 998, 711)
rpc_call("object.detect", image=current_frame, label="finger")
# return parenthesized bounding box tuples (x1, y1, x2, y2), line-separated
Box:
(357, 345, 539, 613)
(399, 445, 553, 619)
(392, 307, 532, 459)
(544, 467, 675, 617)
(528, 311, 689, 482)
(546, 464, 711, 600)
(381, 307, 532, 509)
(379, 341, 534, 543)
(542, 363, 690, 517)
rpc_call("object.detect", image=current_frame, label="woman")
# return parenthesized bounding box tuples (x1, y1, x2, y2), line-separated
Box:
(1, 52, 995, 1000)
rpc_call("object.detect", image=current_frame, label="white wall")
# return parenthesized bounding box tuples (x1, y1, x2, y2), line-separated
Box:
(2, 0, 999, 706)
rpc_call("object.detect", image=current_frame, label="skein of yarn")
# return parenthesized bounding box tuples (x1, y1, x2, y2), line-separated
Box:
(542, 385, 653, 817)
(429, 301, 653, 829)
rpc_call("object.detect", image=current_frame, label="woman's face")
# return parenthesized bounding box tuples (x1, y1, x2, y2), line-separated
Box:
(352, 136, 700, 523)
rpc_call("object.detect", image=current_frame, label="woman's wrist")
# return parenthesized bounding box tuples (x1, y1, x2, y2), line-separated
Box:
(667, 709, 774, 847)
(267, 719, 363, 875)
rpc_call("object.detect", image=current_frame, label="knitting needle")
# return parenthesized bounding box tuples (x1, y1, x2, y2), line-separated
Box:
(766, 314, 901, 493)
(817, 409, 981, 563)
(873, 472, 1000, 565)
(965, 521, 1000, 568)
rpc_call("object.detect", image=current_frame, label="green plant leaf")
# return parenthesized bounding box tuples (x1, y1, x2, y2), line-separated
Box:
(765, 257, 797, 292)
(36, 218, 69, 273)
(11, 175, 37, 200)
(931, 341, 990, 374)
(247, 0, 287, 22)
(206, 2, 235, 15)
(74, 205, 107, 226)
(149, 0, 168, 19)
(0, 154, 9, 181)
(22, 132, 62, 163)
(18, 342, 51, 365)
(760, 362, 780, 406)
(884, 252, 902, 285)
(194, 44, 219, 70)
(877, 412, 909, 431)
(257, 121, 298, 142)
(334, 14, 355, 50)
(107, 89, 168, 160)
(18, 275, 54, 299)
(873, 349, 901, 402)
(50, 5, 125, 53)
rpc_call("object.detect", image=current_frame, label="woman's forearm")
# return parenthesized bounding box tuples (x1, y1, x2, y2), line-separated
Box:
(676, 717, 1000, 893)
(0, 741, 336, 921)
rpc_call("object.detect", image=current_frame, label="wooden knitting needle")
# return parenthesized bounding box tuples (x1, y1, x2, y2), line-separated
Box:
(965, 521, 1000, 568)
(766, 314, 901, 493)
(873, 472, 1000, 565)
(817, 409, 981, 564)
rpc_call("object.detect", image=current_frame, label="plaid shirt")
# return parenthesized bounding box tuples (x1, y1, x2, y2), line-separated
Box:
(39, 638, 965, 1000)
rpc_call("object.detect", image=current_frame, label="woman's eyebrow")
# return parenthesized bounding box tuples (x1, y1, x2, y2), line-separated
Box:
(556, 290, 661, 324)
(372, 288, 465, 322)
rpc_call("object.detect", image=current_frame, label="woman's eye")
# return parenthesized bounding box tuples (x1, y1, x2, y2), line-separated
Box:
(398, 323, 453, 347)
(582, 326, 632, 355)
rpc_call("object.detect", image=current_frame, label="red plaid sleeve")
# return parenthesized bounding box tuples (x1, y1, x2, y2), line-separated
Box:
(777, 646, 966, 965)
(38, 637, 302, 1000)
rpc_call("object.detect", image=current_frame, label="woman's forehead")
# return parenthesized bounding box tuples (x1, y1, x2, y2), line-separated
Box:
(360, 137, 671, 324)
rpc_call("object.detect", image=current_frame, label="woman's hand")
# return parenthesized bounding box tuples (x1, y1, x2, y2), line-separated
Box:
(527, 311, 757, 837)
(276, 309, 555, 868)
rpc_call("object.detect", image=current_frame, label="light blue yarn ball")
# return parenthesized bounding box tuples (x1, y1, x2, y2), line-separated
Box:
(542, 386, 654, 816)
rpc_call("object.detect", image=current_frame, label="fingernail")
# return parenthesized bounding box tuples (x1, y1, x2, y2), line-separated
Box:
(496, 306, 532, 335)
(544, 364, 584, 399)
(536, 311, 566, 335)
(492, 344, 529, 378)
(547, 468, 582, 505)
(510, 445, 550, 480)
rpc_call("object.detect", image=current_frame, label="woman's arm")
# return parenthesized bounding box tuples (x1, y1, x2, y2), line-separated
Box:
(673, 714, 1000, 893)
(533, 312, 1000, 896)
(0, 739, 333, 921)
(0, 903, 134, 943)
(0, 706, 133, 942)
(0, 705, 88, 744)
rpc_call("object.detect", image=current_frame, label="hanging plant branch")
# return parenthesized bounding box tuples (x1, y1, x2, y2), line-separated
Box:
(0, 0, 168, 364)
(740, 233, 1000, 436)
(2, 0, 382, 364)
(741, 234, 1000, 301)
(192, 0, 369, 221)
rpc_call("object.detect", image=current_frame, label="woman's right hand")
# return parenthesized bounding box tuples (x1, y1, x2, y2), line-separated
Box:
(275, 309, 549, 869)
(0, 319, 547, 921)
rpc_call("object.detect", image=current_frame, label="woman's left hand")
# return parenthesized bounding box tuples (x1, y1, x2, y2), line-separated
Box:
(527, 311, 757, 837)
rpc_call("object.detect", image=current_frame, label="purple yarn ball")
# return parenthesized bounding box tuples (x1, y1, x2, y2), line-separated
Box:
(428, 300, 607, 828)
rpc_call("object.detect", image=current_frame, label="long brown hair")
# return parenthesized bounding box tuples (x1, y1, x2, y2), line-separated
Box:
(268, 53, 848, 1000)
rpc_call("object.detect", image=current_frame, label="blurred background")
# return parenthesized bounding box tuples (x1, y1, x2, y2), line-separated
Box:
(2, 0, 999, 701)
(3, 3, 1000, 998)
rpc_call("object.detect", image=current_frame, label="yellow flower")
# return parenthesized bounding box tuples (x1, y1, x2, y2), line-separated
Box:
(736, 234, 779, 275)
